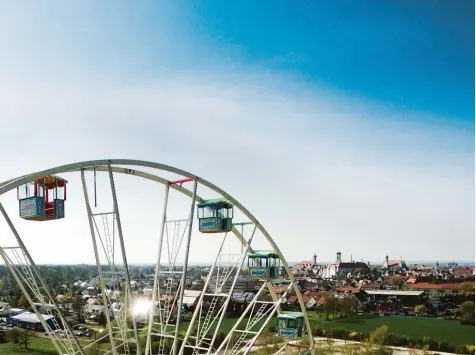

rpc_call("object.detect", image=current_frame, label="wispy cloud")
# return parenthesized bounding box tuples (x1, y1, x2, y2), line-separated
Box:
(0, 70, 473, 264)
(0, 2, 473, 264)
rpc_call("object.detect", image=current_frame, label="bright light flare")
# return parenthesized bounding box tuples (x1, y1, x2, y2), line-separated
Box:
(131, 299, 154, 318)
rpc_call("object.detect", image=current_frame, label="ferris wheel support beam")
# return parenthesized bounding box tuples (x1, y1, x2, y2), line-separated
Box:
(213, 281, 268, 354)
(0, 159, 314, 353)
(107, 162, 141, 355)
(145, 183, 170, 355)
(179, 231, 228, 354)
(206, 223, 258, 355)
(172, 178, 198, 355)
(81, 170, 119, 355)
(0, 202, 87, 355)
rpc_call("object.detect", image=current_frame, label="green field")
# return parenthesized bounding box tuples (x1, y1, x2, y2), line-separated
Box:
(0, 314, 473, 354)
(0, 336, 57, 354)
(307, 313, 476, 346)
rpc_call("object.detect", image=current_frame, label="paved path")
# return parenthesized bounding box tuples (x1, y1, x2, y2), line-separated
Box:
(313, 337, 456, 355)
(251, 336, 457, 354)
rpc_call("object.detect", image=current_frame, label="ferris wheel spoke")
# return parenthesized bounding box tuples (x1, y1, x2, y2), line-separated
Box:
(145, 183, 170, 355)
(108, 164, 141, 355)
(81, 170, 121, 355)
(171, 178, 198, 355)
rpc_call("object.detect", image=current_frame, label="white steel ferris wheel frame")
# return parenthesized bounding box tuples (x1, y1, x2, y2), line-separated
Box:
(0, 159, 314, 355)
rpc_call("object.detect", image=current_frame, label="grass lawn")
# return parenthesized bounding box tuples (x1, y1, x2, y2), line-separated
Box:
(307, 313, 476, 346)
(0, 336, 57, 354)
(0, 333, 110, 355)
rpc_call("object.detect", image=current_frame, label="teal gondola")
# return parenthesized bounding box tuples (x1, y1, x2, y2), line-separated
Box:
(247, 251, 281, 279)
(197, 199, 233, 233)
(277, 312, 304, 338)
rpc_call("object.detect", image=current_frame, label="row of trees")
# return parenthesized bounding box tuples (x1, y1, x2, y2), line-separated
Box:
(322, 294, 360, 320)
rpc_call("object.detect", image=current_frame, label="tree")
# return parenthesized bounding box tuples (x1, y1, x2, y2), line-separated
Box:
(366, 325, 390, 354)
(414, 304, 427, 316)
(73, 294, 86, 322)
(324, 294, 338, 320)
(340, 295, 360, 316)
(459, 301, 475, 325)
(18, 294, 30, 309)
(460, 282, 475, 294)
(10, 327, 35, 350)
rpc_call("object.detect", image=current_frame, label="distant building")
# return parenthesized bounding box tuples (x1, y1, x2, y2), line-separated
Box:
(383, 255, 408, 275)
(0, 303, 11, 317)
(9, 312, 57, 331)
(207, 276, 255, 293)
(315, 252, 370, 279)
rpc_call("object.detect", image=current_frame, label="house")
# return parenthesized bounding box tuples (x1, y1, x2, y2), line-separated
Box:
(363, 289, 424, 305)
(182, 290, 201, 308)
(73, 280, 83, 287)
(9, 308, 27, 317)
(231, 292, 255, 304)
(315, 252, 370, 279)
(286, 295, 317, 309)
(451, 268, 474, 279)
(292, 254, 318, 272)
(9, 312, 57, 331)
(407, 282, 463, 296)
(335, 287, 360, 295)
(86, 298, 101, 306)
(83, 304, 114, 322)
(383, 256, 408, 275)
(0, 302, 11, 316)
(207, 276, 255, 293)
(33, 303, 55, 314)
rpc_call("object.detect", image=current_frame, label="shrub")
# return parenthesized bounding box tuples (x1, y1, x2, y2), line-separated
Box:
(438, 341, 455, 353)
(461, 318, 475, 325)
(312, 327, 324, 337)
(455, 344, 469, 354)
(331, 328, 348, 340)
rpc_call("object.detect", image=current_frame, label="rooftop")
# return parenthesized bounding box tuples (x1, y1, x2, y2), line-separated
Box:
(11, 311, 53, 323)
(363, 290, 424, 296)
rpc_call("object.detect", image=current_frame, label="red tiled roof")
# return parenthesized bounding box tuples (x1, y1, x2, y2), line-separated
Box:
(336, 287, 359, 294)
(407, 277, 417, 284)
(308, 291, 327, 298)
(286, 295, 315, 304)
(362, 283, 380, 289)
(287, 296, 298, 303)
(408, 283, 462, 290)
(387, 260, 404, 267)
(453, 268, 474, 276)
(316, 294, 330, 305)
(383, 275, 408, 280)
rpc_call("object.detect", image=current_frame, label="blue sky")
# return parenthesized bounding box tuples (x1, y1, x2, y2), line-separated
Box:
(0, 1, 474, 264)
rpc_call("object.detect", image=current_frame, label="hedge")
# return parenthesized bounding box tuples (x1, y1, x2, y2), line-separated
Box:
(311, 327, 475, 354)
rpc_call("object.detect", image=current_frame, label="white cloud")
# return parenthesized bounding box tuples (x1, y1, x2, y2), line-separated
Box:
(0, 71, 473, 265)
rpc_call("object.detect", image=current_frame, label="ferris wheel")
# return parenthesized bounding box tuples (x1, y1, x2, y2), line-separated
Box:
(0, 160, 314, 355)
